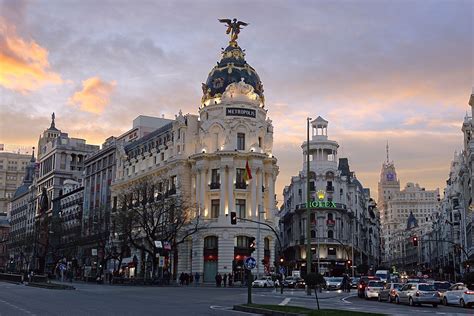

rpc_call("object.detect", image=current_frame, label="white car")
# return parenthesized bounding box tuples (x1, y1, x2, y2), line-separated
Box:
(252, 276, 275, 288)
(442, 283, 474, 307)
(365, 280, 385, 299)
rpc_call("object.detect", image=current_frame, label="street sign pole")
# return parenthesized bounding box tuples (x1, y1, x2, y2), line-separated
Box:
(247, 269, 252, 305)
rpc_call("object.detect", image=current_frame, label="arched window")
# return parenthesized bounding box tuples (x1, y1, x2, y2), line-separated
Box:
(264, 237, 270, 250)
(204, 236, 218, 250)
(328, 230, 334, 239)
(311, 230, 316, 238)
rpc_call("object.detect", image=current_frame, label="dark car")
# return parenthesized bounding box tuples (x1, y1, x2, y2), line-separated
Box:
(357, 276, 381, 298)
(283, 277, 305, 288)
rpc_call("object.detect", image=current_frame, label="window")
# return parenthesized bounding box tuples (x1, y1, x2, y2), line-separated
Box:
(328, 230, 334, 239)
(204, 236, 218, 249)
(236, 199, 246, 218)
(258, 137, 262, 148)
(235, 168, 246, 189)
(211, 169, 220, 185)
(328, 247, 336, 256)
(327, 213, 333, 221)
(236, 236, 250, 248)
(211, 199, 220, 218)
(237, 133, 245, 150)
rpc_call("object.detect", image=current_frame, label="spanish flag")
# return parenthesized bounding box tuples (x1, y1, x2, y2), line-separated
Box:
(243, 160, 252, 181)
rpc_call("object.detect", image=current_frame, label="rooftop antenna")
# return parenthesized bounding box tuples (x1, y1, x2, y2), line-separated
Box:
(386, 141, 390, 164)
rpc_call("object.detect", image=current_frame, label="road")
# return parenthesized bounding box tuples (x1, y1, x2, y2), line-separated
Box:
(0, 282, 473, 316)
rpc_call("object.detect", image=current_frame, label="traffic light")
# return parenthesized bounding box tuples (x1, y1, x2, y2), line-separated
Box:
(230, 211, 237, 225)
(280, 257, 284, 263)
(412, 236, 418, 247)
(249, 237, 256, 253)
(347, 260, 352, 267)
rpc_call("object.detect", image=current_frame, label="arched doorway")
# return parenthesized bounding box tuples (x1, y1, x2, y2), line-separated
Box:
(233, 236, 252, 283)
(203, 236, 218, 282)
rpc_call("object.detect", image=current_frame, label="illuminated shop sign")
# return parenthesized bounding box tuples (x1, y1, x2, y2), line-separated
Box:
(226, 107, 256, 118)
(307, 200, 337, 209)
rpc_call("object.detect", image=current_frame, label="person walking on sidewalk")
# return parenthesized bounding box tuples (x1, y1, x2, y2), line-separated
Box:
(194, 272, 200, 286)
(223, 273, 227, 287)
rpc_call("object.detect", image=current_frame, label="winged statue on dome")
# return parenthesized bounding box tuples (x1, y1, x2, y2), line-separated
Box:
(218, 18, 248, 43)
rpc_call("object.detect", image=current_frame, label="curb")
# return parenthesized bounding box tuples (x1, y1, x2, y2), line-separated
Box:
(27, 282, 75, 290)
(233, 305, 304, 316)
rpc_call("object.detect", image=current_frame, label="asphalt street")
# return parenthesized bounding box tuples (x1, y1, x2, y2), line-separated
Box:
(1, 282, 474, 316)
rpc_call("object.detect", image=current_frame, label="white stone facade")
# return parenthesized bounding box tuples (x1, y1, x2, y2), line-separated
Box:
(280, 117, 380, 276)
(111, 38, 279, 282)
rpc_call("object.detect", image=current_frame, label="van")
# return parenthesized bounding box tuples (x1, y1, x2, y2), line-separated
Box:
(375, 270, 390, 282)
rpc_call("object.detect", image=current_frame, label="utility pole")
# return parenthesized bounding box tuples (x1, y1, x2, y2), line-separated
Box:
(306, 117, 312, 296)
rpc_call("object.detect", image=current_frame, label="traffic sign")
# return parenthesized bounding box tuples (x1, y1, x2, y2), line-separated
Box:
(244, 257, 256, 270)
(279, 266, 286, 274)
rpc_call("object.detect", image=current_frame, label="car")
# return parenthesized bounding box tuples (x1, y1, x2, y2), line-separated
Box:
(442, 283, 474, 307)
(252, 276, 275, 288)
(378, 282, 402, 303)
(375, 270, 390, 282)
(395, 283, 440, 307)
(351, 276, 360, 288)
(282, 276, 305, 288)
(365, 280, 385, 299)
(357, 276, 381, 298)
(326, 277, 343, 290)
(432, 281, 451, 302)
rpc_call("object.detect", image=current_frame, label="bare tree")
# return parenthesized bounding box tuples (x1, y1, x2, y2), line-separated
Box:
(113, 175, 204, 279)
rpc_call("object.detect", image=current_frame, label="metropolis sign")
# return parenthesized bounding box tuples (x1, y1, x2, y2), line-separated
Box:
(226, 107, 256, 118)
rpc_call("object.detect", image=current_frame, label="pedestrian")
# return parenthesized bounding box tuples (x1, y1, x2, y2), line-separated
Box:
(223, 273, 227, 287)
(184, 273, 189, 285)
(215, 273, 219, 287)
(180, 272, 185, 286)
(189, 273, 193, 285)
(228, 273, 233, 287)
(194, 272, 200, 286)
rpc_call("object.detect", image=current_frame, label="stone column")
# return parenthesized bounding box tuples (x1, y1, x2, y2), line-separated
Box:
(257, 168, 263, 218)
(228, 166, 234, 215)
(200, 168, 206, 217)
(196, 170, 201, 216)
(220, 166, 226, 216)
(268, 172, 275, 218)
(251, 164, 257, 218)
(218, 232, 234, 275)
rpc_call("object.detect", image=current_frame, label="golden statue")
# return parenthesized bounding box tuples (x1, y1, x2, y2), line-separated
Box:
(218, 18, 248, 43)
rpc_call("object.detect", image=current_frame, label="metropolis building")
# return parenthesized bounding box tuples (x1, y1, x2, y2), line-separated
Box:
(111, 28, 279, 282)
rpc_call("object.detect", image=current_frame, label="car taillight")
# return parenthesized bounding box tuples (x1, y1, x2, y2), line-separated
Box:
(464, 291, 474, 295)
(415, 291, 420, 297)
(359, 285, 363, 289)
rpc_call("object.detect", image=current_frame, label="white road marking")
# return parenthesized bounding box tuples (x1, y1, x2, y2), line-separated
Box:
(278, 297, 291, 306)
(0, 299, 36, 315)
(210, 305, 233, 310)
(341, 294, 356, 304)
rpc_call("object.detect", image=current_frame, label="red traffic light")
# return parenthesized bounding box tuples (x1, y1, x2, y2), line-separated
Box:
(412, 236, 418, 247)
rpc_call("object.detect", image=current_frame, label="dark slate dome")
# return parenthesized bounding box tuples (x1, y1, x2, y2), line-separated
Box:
(202, 41, 264, 104)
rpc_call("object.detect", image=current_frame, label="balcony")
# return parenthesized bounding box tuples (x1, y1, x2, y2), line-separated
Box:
(209, 182, 220, 190)
(235, 182, 247, 190)
(327, 219, 336, 226)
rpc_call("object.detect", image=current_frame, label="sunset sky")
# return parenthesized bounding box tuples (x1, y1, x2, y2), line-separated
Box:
(0, 0, 472, 203)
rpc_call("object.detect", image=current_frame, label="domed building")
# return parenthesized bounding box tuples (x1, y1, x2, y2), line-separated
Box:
(112, 22, 279, 282)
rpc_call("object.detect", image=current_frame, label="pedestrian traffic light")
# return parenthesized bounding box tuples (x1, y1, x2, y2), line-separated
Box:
(249, 237, 256, 253)
(230, 211, 237, 225)
(412, 236, 418, 247)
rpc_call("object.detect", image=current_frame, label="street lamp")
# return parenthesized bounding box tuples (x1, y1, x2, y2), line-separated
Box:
(306, 117, 312, 295)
